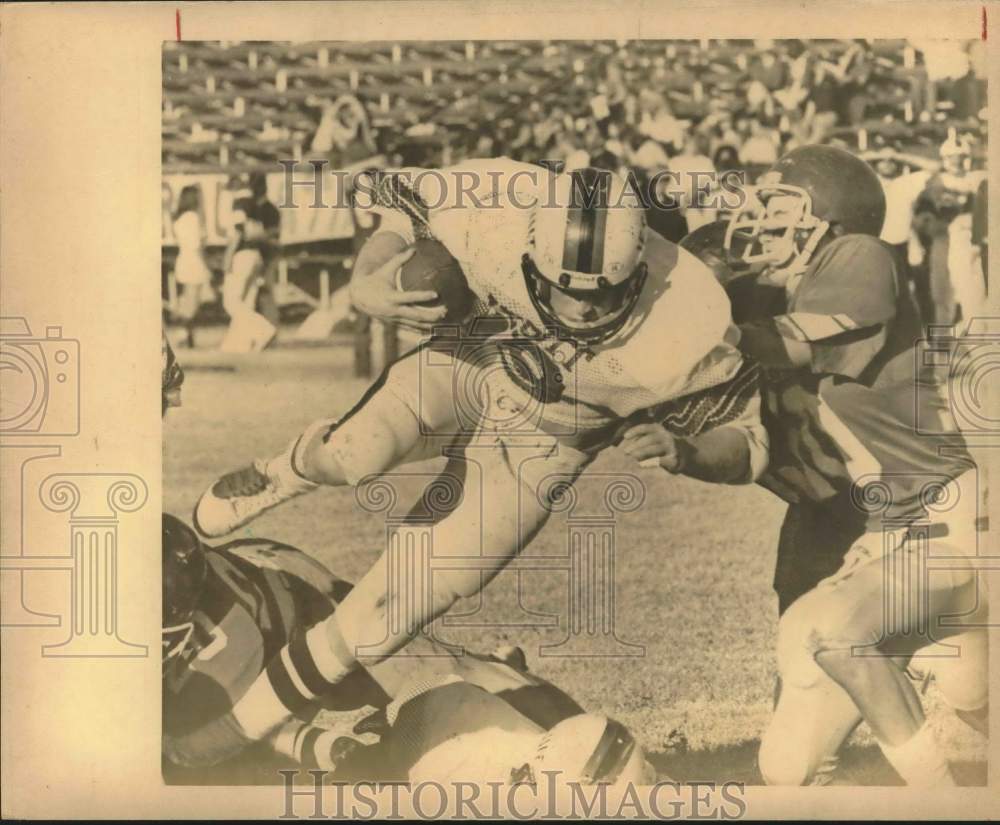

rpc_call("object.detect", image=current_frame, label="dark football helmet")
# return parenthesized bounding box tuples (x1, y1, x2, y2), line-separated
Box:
(724, 145, 886, 276)
(162, 513, 208, 666)
(679, 220, 757, 286)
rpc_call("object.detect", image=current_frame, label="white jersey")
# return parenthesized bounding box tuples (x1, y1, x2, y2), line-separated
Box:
(371, 158, 746, 439)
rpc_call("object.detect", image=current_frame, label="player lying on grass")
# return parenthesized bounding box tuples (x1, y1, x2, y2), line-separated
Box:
(679, 145, 988, 787)
(162, 513, 654, 786)
(191, 161, 769, 763)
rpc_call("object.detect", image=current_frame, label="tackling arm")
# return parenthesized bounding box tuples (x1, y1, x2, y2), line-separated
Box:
(621, 386, 769, 485)
(738, 319, 813, 369)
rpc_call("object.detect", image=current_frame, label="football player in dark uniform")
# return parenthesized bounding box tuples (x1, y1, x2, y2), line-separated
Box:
(680, 145, 987, 786)
(162, 512, 370, 780)
(161, 514, 654, 785)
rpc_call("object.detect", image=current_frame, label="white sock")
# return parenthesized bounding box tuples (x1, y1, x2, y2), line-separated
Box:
(305, 614, 356, 683)
(232, 670, 296, 741)
(266, 428, 323, 489)
(879, 722, 956, 787)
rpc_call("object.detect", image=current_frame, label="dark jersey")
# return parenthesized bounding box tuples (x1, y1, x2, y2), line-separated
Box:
(163, 540, 351, 745)
(746, 234, 972, 523)
(163, 539, 583, 776)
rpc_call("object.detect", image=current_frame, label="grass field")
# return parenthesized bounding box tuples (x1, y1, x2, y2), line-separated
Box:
(164, 333, 987, 786)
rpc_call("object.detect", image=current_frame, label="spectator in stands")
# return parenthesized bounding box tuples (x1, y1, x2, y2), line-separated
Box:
(311, 95, 377, 168)
(669, 133, 717, 231)
(870, 148, 940, 326)
(591, 59, 630, 138)
(738, 118, 780, 166)
(745, 49, 787, 120)
(971, 177, 988, 288)
(712, 143, 742, 176)
(220, 173, 280, 353)
(911, 39, 973, 122)
(967, 40, 988, 120)
(772, 48, 812, 115)
(629, 130, 672, 173)
(830, 40, 874, 125)
(704, 111, 742, 158)
(912, 133, 985, 326)
(804, 60, 841, 141)
(171, 185, 214, 348)
(637, 89, 685, 153)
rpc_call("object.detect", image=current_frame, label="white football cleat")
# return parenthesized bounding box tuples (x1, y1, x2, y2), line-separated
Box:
(193, 457, 317, 537)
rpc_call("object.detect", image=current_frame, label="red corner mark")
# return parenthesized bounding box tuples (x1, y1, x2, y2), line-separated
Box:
(176, 9, 182, 42)
(983, 5, 988, 41)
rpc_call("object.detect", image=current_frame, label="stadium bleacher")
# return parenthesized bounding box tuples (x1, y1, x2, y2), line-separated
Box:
(162, 39, 987, 367)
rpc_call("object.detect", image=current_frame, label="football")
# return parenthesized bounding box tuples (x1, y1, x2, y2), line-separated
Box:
(397, 238, 476, 324)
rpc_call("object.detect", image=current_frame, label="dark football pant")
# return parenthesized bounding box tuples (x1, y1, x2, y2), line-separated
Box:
(772, 493, 868, 615)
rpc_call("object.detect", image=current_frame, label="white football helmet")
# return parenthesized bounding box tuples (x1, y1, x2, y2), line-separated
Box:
(523, 167, 647, 344)
(518, 713, 656, 787)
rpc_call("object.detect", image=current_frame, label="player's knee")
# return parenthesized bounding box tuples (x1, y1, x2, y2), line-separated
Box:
(309, 400, 419, 487)
(776, 592, 835, 689)
(759, 725, 813, 786)
(787, 585, 884, 687)
(928, 631, 989, 713)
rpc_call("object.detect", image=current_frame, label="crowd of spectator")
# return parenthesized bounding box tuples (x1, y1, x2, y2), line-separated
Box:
(164, 39, 988, 350)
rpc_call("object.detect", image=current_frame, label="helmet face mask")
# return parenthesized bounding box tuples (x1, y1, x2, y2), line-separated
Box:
(162, 621, 196, 664)
(523, 713, 657, 789)
(522, 253, 648, 344)
(724, 181, 830, 285)
(724, 145, 886, 287)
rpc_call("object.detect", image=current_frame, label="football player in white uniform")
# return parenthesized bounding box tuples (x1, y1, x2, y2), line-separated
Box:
(195, 159, 766, 535)
(191, 160, 769, 761)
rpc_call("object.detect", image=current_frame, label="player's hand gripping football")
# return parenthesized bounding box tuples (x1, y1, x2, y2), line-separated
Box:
(350, 247, 447, 333)
(618, 422, 685, 473)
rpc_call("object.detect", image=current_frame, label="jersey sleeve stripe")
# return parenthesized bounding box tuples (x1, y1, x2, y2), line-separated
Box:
(288, 630, 341, 697)
(659, 358, 761, 437)
(265, 652, 314, 715)
(776, 312, 860, 342)
(373, 172, 433, 240)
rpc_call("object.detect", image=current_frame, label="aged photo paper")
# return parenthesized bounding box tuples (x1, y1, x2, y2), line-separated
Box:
(2, 1, 998, 819)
